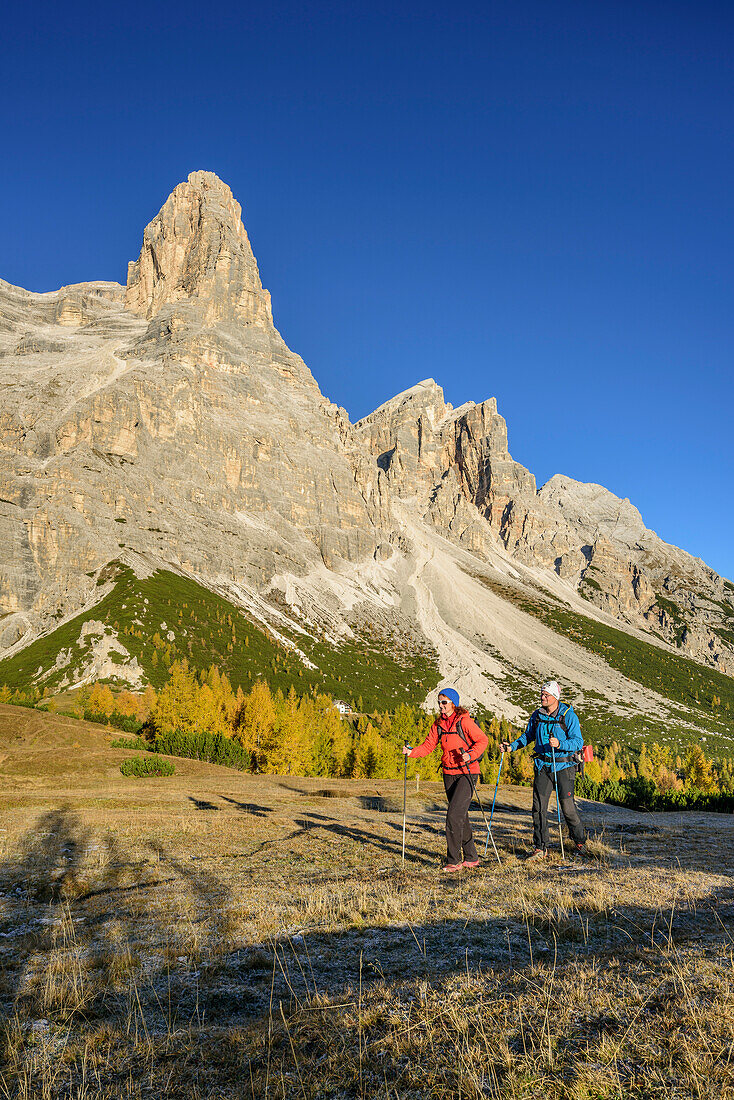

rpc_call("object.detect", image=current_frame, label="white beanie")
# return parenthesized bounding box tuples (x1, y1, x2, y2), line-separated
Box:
(541, 680, 561, 701)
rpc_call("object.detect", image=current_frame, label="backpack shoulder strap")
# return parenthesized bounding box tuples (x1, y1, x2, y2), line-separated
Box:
(455, 715, 470, 747)
(558, 703, 573, 733)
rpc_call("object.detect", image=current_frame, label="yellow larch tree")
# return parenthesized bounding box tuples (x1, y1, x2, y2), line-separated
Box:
(234, 680, 277, 771)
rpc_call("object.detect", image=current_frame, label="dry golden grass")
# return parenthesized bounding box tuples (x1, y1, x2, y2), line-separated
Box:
(1, 703, 733, 1098)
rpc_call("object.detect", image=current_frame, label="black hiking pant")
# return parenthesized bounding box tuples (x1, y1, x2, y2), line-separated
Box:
(443, 773, 479, 865)
(533, 765, 585, 850)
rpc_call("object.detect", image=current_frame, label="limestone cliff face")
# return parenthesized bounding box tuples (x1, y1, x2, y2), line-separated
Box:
(354, 380, 536, 550)
(0, 174, 388, 643)
(125, 171, 273, 327)
(535, 476, 732, 670)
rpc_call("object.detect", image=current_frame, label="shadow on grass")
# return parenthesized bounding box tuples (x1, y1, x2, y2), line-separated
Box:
(188, 796, 220, 811)
(295, 811, 441, 865)
(274, 781, 354, 799)
(218, 795, 272, 816)
(0, 806, 132, 1037)
(1, 805, 734, 1096)
(0, 805, 240, 1079)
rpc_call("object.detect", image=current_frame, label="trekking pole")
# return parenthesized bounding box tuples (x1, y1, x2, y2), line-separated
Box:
(461, 758, 500, 865)
(483, 751, 504, 860)
(550, 743, 565, 861)
(402, 748, 411, 866)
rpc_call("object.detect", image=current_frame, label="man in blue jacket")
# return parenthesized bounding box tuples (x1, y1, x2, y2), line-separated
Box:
(501, 680, 586, 860)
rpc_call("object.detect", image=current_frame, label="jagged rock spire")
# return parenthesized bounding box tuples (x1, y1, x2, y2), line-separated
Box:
(125, 171, 273, 326)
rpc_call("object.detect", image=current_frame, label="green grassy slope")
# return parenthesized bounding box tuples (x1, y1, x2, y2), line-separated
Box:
(0, 564, 440, 713)
(4, 560, 734, 756)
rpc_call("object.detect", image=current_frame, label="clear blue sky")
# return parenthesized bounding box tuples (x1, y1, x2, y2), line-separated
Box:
(3, 1, 733, 579)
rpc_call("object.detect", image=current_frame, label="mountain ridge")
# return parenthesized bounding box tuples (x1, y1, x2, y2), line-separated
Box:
(1, 170, 732, 736)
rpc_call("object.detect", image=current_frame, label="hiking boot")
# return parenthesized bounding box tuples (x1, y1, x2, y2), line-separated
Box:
(441, 863, 463, 873)
(462, 859, 480, 868)
(573, 843, 587, 857)
(525, 849, 547, 862)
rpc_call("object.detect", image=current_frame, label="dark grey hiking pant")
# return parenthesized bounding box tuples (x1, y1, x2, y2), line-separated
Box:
(533, 766, 585, 850)
(443, 773, 479, 864)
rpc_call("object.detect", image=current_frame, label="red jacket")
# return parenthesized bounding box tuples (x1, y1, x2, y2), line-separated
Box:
(409, 710, 488, 775)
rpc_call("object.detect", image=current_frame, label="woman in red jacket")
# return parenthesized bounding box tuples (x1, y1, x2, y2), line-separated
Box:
(403, 687, 489, 872)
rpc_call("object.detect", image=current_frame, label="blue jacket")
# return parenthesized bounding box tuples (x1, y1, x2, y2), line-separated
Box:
(509, 703, 582, 773)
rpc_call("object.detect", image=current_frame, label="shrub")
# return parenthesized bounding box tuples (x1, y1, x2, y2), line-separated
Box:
(152, 729, 251, 771)
(110, 736, 150, 750)
(120, 756, 175, 777)
(86, 709, 144, 734)
(576, 775, 627, 804)
(621, 775, 658, 809)
(576, 773, 734, 813)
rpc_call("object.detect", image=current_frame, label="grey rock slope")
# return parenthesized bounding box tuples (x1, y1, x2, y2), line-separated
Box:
(1, 170, 732, 703)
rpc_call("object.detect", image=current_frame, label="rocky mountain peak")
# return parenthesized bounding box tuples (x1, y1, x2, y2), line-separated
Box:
(125, 171, 273, 326)
(354, 382, 536, 553)
(538, 475, 646, 547)
(355, 379, 449, 436)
